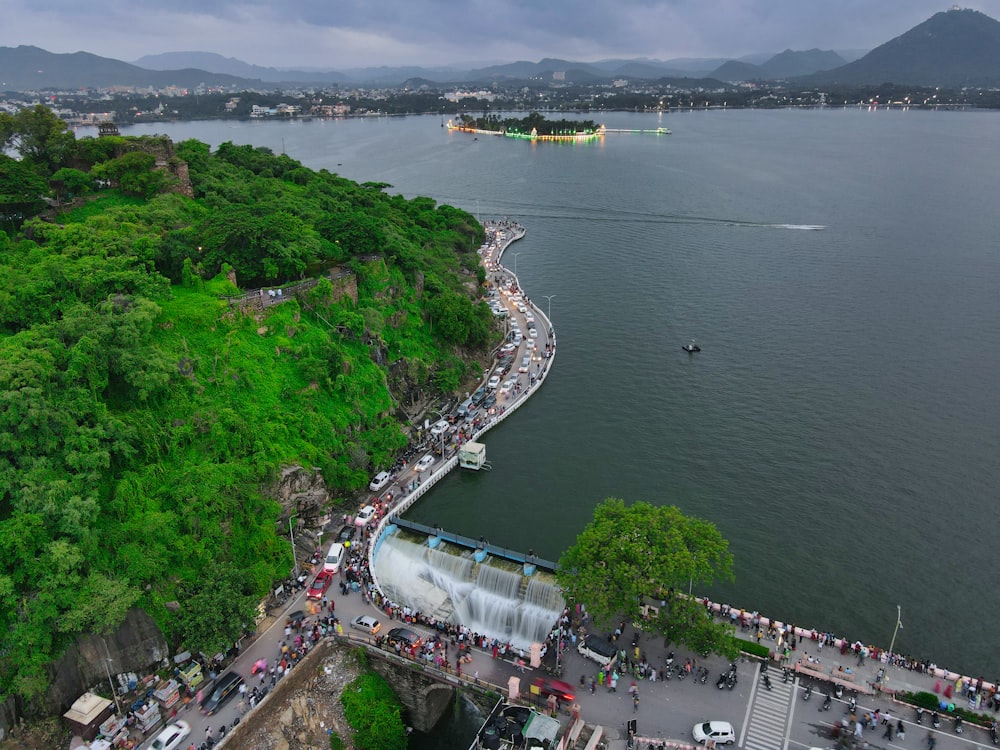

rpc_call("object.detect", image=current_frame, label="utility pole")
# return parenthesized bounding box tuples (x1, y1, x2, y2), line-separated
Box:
(289, 514, 299, 578)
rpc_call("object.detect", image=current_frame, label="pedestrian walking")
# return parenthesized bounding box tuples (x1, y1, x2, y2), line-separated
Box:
(633, 694, 640, 712)
(897, 719, 905, 740)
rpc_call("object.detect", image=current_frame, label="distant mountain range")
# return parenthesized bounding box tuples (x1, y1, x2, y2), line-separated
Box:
(2, 8, 999, 92)
(0, 45, 255, 90)
(807, 8, 1000, 87)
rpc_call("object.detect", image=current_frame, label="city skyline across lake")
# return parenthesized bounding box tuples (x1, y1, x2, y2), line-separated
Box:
(105, 108, 1000, 677)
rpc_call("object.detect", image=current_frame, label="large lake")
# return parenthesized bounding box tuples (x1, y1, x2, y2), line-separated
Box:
(105, 108, 1000, 676)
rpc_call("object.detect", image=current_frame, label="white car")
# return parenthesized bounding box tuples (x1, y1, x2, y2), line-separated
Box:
(369, 471, 390, 492)
(499, 343, 517, 355)
(528, 327, 538, 338)
(487, 374, 502, 389)
(429, 419, 450, 437)
(499, 378, 517, 395)
(692, 721, 736, 745)
(354, 505, 377, 527)
(415, 454, 435, 472)
(151, 721, 191, 750)
(525, 311, 534, 322)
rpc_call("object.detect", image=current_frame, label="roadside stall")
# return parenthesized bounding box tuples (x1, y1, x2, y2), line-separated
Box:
(133, 699, 161, 735)
(63, 692, 113, 742)
(153, 678, 180, 714)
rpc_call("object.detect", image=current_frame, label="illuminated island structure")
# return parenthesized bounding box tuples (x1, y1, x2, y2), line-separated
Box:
(447, 112, 606, 142)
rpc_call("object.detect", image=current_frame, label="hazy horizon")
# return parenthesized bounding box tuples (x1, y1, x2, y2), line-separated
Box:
(2, 1, 997, 71)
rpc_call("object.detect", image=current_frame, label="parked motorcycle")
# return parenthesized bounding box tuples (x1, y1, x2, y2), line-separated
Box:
(932, 711, 941, 729)
(804, 683, 813, 701)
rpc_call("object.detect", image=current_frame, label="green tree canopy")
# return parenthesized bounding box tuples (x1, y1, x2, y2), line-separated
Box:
(557, 498, 736, 654)
(0, 154, 49, 229)
(0, 135, 492, 704)
(340, 671, 408, 750)
(0, 105, 76, 174)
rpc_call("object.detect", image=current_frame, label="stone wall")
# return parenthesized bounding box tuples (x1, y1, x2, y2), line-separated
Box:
(366, 655, 457, 734)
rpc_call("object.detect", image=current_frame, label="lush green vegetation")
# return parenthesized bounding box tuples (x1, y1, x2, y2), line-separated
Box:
(738, 640, 771, 659)
(455, 112, 601, 135)
(0, 106, 493, 705)
(558, 498, 738, 659)
(340, 670, 408, 749)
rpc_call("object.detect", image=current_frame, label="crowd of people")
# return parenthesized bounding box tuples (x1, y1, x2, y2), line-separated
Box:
(706, 598, 943, 675)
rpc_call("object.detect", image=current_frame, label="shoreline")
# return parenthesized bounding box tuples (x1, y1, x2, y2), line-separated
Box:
(364, 217, 994, 703)
(365, 218, 556, 605)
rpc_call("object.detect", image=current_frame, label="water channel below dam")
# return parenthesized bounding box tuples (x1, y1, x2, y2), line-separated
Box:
(373, 532, 565, 649)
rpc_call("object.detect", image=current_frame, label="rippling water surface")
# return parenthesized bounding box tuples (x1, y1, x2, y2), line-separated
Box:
(117, 109, 1000, 676)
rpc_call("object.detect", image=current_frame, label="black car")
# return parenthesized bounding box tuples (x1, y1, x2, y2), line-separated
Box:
(386, 627, 423, 649)
(336, 525, 356, 544)
(482, 394, 497, 410)
(200, 671, 244, 715)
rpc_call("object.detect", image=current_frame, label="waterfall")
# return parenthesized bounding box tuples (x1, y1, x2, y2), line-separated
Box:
(373, 532, 564, 649)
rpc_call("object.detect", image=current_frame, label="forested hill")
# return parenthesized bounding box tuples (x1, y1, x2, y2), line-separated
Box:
(0, 109, 491, 705)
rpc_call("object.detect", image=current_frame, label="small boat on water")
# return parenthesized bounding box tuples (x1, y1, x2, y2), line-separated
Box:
(682, 340, 701, 353)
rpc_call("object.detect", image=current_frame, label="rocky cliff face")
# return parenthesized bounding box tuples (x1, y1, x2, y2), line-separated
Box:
(267, 465, 331, 531)
(37, 609, 168, 720)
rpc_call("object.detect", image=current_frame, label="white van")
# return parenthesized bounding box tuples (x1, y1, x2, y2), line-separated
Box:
(323, 542, 345, 573)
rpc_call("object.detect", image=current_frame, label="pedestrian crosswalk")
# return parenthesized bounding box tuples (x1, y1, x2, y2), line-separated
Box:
(741, 666, 796, 750)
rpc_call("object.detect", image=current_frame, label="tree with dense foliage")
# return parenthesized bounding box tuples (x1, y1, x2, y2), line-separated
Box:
(340, 670, 408, 749)
(557, 498, 737, 656)
(0, 105, 77, 173)
(0, 154, 49, 229)
(0, 135, 493, 705)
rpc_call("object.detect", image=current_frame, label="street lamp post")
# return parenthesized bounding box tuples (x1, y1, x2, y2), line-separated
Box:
(512, 252, 520, 277)
(102, 639, 122, 715)
(542, 294, 556, 321)
(289, 514, 299, 578)
(888, 605, 903, 656)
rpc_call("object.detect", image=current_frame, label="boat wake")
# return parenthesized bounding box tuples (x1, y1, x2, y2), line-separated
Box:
(442, 197, 828, 232)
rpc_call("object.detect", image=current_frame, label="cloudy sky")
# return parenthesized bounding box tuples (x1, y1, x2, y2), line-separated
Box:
(2, 1, 998, 69)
